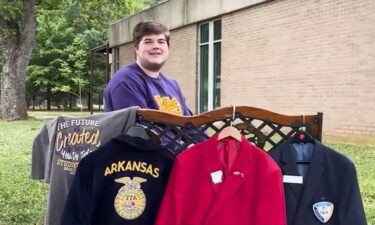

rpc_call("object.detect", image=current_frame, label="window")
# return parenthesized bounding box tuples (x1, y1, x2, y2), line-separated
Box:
(199, 19, 221, 113)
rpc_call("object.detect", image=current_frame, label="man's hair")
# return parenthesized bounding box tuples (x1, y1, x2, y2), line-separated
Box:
(133, 21, 170, 47)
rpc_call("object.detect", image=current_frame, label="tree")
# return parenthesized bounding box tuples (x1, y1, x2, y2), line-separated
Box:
(27, 0, 149, 111)
(0, 53, 3, 104)
(28, 6, 77, 110)
(54, 33, 90, 111)
(0, 0, 37, 120)
(0, 0, 160, 118)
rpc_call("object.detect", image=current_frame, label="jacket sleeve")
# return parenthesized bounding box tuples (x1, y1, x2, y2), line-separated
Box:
(109, 77, 148, 111)
(155, 157, 185, 225)
(31, 118, 58, 181)
(60, 157, 95, 225)
(338, 162, 367, 225)
(256, 169, 287, 225)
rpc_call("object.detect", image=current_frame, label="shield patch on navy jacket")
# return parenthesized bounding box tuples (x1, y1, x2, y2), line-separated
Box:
(313, 201, 334, 223)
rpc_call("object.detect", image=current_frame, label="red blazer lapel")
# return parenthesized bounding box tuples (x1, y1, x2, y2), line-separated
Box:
(204, 137, 252, 224)
(203, 150, 224, 194)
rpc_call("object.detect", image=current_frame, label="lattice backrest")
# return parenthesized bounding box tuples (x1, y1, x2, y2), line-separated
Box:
(136, 106, 323, 153)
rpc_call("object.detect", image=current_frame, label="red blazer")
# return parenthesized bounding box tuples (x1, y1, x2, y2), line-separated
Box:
(156, 135, 287, 225)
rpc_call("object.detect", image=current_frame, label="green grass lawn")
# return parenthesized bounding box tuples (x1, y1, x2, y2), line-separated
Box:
(0, 118, 48, 225)
(0, 111, 374, 224)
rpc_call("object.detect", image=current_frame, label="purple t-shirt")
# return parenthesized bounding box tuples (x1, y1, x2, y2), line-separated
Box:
(104, 63, 191, 116)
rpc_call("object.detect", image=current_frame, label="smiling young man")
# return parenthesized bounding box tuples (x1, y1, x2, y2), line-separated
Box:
(104, 21, 192, 116)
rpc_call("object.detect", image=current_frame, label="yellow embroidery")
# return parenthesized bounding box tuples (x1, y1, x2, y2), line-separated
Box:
(114, 177, 147, 220)
(154, 95, 182, 115)
(104, 161, 159, 178)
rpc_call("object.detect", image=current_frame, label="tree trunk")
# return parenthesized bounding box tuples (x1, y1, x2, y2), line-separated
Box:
(88, 91, 91, 112)
(69, 96, 73, 110)
(0, 0, 36, 120)
(47, 87, 51, 110)
(63, 97, 67, 110)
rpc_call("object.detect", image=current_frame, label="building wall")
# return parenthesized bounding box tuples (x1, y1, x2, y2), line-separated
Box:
(221, 0, 375, 137)
(110, 43, 135, 75)
(119, 43, 135, 67)
(162, 25, 198, 113)
(111, 0, 375, 138)
(109, 0, 269, 47)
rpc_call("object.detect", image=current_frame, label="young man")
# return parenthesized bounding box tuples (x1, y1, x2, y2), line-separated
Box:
(104, 21, 192, 116)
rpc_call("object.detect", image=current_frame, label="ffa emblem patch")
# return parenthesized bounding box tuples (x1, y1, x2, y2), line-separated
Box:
(313, 201, 334, 223)
(114, 176, 147, 220)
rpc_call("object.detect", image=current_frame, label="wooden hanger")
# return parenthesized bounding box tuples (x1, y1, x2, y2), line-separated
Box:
(217, 105, 242, 142)
(136, 106, 323, 151)
(136, 107, 322, 141)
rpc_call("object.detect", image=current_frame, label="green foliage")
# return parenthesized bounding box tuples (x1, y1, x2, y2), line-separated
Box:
(0, 52, 3, 89)
(0, 1, 23, 21)
(67, 0, 148, 31)
(27, 0, 150, 110)
(28, 5, 89, 106)
(0, 1, 24, 37)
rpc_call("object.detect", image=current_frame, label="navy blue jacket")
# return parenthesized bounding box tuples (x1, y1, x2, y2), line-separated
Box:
(61, 134, 174, 225)
(268, 140, 367, 225)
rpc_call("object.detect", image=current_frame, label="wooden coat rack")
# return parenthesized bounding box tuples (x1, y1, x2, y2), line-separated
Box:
(135, 106, 323, 153)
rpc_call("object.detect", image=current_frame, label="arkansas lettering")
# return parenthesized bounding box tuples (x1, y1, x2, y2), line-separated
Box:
(104, 161, 160, 178)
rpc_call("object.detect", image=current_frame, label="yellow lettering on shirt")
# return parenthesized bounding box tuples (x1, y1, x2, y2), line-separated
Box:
(104, 161, 160, 178)
(153, 168, 159, 178)
(125, 161, 133, 170)
(104, 167, 112, 176)
(55, 128, 101, 152)
(154, 95, 183, 116)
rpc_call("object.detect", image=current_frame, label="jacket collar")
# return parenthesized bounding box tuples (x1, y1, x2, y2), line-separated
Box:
(280, 140, 326, 224)
(114, 134, 164, 152)
(202, 135, 253, 224)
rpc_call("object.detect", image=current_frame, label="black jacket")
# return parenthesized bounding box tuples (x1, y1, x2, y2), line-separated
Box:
(61, 134, 175, 225)
(268, 140, 367, 225)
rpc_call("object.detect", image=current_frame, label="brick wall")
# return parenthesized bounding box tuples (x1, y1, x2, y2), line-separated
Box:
(110, 43, 135, 77)
(221, 0, 375, 137)
(162, 25, 198, 113)
(119, 43, 136, 68)
(114, 0, 375, 138)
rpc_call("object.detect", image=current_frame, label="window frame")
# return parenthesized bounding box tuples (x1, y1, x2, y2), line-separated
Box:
(198, 19, 222, 113)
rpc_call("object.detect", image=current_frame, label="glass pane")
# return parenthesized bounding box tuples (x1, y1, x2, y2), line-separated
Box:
(213, 42, 221, 108)
(200, 45, 209, 112)
(214, 20, 221, 40)
(200, 23, 209, 43)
